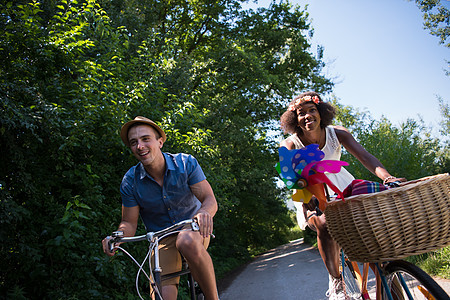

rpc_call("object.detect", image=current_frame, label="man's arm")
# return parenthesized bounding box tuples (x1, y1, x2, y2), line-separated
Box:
(117, 205, 140, 237)
(190, 179, 218, 238)
(102, 205, 140, 256)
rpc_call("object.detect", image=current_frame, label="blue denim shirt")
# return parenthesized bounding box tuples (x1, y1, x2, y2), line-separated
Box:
(120, 152, 206, 231)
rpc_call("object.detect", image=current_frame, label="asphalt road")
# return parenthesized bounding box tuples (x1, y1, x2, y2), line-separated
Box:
(218, 238, 450, 300)
(218, 238, 333, 300)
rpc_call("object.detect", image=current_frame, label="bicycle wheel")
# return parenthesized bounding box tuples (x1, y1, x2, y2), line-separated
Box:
(382, 260, 449, 300)
(341, 255, 363, 299)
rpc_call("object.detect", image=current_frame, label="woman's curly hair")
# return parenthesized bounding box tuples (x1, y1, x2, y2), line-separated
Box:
(280, 91, 336, 134)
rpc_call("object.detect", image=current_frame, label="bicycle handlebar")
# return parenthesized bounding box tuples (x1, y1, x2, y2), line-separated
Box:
(107, 219, 200, 253)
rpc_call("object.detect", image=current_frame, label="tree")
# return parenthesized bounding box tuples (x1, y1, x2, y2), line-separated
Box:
(332, 98, 443, 181)
(436, 96, 450, 172)
(411, 0, 450, 75)
(1, 0, 333, 298)
(0, 0, 138, 298)
(409, 0, 449, 172)
(412, 0, 450, 47)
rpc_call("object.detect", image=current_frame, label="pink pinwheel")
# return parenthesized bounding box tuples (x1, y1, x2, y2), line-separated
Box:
(301, 160, 348, 211)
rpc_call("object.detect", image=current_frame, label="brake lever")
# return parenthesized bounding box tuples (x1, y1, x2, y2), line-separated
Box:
(191, 219, 215, 238)
(107, 231, 124, 253)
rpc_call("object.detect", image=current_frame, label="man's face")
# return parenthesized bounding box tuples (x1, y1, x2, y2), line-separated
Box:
(127, 125, 163, 166)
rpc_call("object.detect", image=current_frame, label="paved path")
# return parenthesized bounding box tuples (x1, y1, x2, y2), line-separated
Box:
(218, 239, 450, 300)
(219, 239, 331, 300)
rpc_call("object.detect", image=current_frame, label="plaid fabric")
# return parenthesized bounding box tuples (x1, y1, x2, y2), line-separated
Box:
(342, 179, 388, 198)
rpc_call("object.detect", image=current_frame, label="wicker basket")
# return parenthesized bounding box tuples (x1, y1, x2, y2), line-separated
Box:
(325, 173, 450, 263)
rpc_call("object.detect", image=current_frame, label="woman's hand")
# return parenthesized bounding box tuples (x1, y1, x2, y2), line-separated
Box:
(383, 176, 407, 185)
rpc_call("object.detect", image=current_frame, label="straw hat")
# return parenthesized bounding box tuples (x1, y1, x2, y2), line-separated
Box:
(120, 116, 166, 146)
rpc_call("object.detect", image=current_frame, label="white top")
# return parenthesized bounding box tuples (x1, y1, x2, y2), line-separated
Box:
(284, 126, 354, 194)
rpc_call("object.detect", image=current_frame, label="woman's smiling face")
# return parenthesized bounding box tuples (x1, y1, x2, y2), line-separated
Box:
(296, 102, 321, 131)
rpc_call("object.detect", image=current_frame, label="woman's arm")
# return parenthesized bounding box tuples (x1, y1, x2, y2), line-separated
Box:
(280, 138, 295, 150)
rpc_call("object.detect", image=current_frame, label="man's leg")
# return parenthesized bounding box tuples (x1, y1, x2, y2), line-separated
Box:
(155, 235, 181, 300)
(176, 230, 219, 300)
(160, 285, 177, 300)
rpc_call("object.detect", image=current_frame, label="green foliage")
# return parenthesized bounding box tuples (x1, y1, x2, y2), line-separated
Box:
(333, 100, 444, 182)
(406, 246, 450, 279)
(0, 0, 133, 298)
(412, 0, 450, 47)
(0, 0, 329, 298)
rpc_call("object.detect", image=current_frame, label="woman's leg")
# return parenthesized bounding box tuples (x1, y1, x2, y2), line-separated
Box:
(303, 202, 349, 299)
(307, 212, 341, 278)
(303, 198, 340, 278)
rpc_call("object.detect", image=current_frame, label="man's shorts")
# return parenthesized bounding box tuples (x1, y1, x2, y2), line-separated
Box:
(154, 228, 210, 287)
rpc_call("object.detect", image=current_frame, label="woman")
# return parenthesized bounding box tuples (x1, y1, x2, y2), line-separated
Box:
(280, 91, 405, 300)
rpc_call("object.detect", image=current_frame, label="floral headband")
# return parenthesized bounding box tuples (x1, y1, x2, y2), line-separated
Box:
(288, 95, 321, 111)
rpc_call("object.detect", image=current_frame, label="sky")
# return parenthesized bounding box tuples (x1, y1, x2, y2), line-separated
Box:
(245, 0, 450, 134)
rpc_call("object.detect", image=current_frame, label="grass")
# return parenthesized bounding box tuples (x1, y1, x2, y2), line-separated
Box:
(406, 246, 450, 279)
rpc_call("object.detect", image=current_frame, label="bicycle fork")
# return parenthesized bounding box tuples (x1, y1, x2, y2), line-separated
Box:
(152, 238, 163, 300)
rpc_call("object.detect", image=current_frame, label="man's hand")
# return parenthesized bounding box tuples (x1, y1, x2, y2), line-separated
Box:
(194, 210, 213, 238)
(102, 236, 116, 257)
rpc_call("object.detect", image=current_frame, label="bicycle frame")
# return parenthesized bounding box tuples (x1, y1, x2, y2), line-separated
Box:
(108, 219, 201, 300)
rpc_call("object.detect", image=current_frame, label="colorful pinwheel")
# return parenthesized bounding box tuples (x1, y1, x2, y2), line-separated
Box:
(275, 144, 348, 211)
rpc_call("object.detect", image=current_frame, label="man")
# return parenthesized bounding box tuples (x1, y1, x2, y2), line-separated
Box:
(102, 116, 219, 300)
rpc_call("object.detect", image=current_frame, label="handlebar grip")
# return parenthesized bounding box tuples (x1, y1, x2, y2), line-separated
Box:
(107, 237, 114, 253)
(107, 231, 124, 253)
(386, 181, 402, 188)
(107, 236, 121, 253)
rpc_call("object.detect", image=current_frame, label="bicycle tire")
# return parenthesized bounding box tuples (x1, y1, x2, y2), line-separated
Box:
(342, 257, 363, 299)
(382, 260, 450, 300)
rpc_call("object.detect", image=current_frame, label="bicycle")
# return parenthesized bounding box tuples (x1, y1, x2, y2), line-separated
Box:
(276, 145, 450, 299)
(323, 175, 450, 300)
(107, 219, 205, 300)
(338, 243, 450, 300)
(336, 231, 450, 300)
